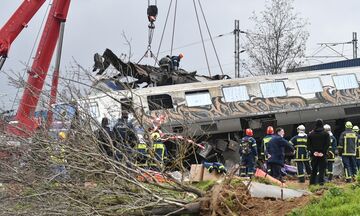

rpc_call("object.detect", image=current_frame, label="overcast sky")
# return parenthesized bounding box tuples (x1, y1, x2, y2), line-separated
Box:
(0, 0, 359, 110)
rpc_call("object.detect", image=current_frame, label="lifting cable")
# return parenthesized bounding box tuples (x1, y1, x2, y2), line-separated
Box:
(197, 0, 224, 76)
(137, 0, 159, 64)
(155, 0, 173, 66)
(192, 0, 211, 76)
(170, 0, 178, 56)
(10, 1, 52, 111)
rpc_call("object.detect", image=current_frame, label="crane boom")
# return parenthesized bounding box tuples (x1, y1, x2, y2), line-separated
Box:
(0, 0, 46, 71)
(7, 0, 71, 136)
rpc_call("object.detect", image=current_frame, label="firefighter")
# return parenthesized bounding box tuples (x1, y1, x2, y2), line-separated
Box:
(171, 53, 184, 71)
(159, 55, 172, 72)
(324, 124, 337, 181)
(338, 121, 358, 183)
(48, 131, 68, 179)
(289, 125, 312, 183)
(266, 128, 294, 181)
(135, 134, 148, 167)
(353, 125, 360, 169)
(239, 128, 258, 177)
(261, 126, 274, 162)
(149, 131, 166, 170)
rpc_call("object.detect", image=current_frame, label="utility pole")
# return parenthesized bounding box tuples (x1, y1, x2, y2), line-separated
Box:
(353, 32, 358, 59)
(234, 20, 240, 78)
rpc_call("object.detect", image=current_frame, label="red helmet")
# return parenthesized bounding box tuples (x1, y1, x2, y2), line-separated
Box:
(245, 128, 253, 137)
(266, 126, 274, 135)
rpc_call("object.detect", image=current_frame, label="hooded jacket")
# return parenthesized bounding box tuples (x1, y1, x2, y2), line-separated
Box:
(266, 135, 294, 166)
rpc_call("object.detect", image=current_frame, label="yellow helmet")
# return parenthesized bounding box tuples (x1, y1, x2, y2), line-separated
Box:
(353, 126, 359, 133)
(345, 121, 353, 129)
(151, 132, 160, 141)
(58, 131, 67, 140)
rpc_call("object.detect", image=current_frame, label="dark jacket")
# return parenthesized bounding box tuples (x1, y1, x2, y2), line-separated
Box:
(96, 126, 114, 156)
(266, 135, 294, 166)
(289, 134, 310, 161)
(239, 136, 257, 157)
(307, 127, 330, 155)
(338, 129, 358, 156)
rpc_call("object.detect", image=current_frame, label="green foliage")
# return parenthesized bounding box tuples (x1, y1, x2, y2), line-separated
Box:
(193, 180, 216, 191)
(289, 185, 360, 216)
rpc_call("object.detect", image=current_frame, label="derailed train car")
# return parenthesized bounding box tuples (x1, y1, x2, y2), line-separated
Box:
(85, 66, 360, 162)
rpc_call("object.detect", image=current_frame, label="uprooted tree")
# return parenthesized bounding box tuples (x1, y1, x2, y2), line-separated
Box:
(244, 0, 309, 75)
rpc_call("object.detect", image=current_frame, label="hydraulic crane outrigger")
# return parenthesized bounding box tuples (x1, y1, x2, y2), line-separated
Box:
(0, 0, 71, 136)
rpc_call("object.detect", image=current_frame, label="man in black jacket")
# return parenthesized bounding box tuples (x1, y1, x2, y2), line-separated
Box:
(266, 128, 294, 181)
(307, 119, 330, 185)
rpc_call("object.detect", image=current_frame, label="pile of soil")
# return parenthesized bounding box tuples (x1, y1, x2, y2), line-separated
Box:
(199, 178, 310, 216)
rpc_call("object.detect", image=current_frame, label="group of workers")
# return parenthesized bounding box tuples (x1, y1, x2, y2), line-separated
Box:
(159, 53, 184, 72)
(239, 119, 360, 185)
(96, 113, 167, 170)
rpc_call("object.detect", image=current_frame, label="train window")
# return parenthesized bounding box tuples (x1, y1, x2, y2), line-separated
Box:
(222, 85, 249, 102)
(147, 94, 173, 111)
(260, 81, 287, 98)
(88, 102, 100, 118)
(333, 74, 359, 90)
(185, 90, 212, 107)
(297, 78, 323, 94)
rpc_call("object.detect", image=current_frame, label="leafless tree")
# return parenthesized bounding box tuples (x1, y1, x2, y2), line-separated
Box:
(244, 0, 309, 75)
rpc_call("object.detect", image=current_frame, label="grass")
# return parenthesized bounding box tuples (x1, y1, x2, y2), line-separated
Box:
(193, 180, 216, 191)
(289, 184, 360, 216)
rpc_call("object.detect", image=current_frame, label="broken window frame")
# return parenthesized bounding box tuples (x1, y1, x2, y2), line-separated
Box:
(296, 77, 323, 94)
(260, 81, 287, 98)
(147, 94, 174, 111)
(88, 102, 100, 118)
(332, 74, 359, 90)
(185, 90, 212, 107)
(222, 85, 249, 102)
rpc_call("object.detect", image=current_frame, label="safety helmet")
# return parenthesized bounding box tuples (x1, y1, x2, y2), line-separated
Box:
(345, 121, 353, 129)
(323, 124, 331, 132)
(266, 126, 274, 135)
(151, 132, 161, 141)
(297, 125, 305, 132)
(353, 125, 359, 133)
(179, 53, 184, 59)
(245, 128, 253, 137)
(58, 131, 67, 140)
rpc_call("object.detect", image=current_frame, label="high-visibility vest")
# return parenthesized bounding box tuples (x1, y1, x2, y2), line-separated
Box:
(135, 143, 148, 167)
(149, 142, 166, 166)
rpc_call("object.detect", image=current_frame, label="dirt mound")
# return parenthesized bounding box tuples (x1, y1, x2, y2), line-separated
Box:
(199, 178, 310, 216)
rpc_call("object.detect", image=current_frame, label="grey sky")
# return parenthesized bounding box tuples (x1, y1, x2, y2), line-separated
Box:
(0, 0, 359, 110)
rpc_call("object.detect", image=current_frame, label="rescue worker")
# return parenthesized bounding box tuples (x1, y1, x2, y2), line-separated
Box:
(307, 119, 330, 185)
(353, 125, 360, 169)
(113, 112, 137, 160)
(159, 55, 172, 72)
(266, 128, 294, 181)
(135, 134, 148, 167)
(324, 124, 337, 181)
(261, 126, 274, 162)
(96, 117, 114, 157)
(149, 131, 166, 171)
(49, 131, 68, 179)
(171, 53, 184, 71)
(338, 121, 358, 182)
(239, 128, 258, 177)
(289, 125, 312, 183)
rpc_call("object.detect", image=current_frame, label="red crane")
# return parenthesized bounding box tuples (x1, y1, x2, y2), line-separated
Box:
(0, 0, 71, 136)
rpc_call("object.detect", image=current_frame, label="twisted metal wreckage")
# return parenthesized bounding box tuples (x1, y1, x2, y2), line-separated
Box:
(92, 49, 230, 89)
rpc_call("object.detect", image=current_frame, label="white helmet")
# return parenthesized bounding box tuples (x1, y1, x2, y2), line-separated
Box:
(297, 125, 305, 132)
(324, 124, 331, 132)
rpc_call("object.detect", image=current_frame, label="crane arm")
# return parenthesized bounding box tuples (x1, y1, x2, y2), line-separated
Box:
(0, 0, 46, 70)
(8, 0, 71, 136)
